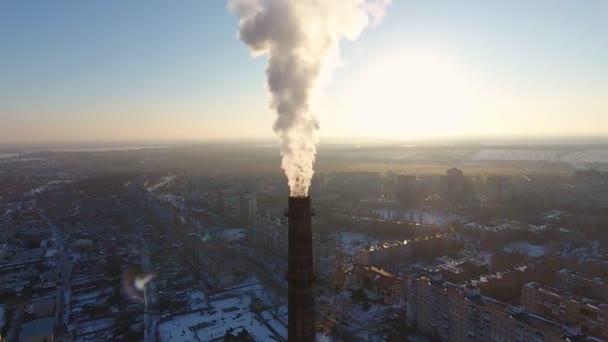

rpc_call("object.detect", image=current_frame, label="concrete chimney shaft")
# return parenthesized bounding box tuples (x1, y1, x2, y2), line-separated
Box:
(286, 196, 316, 342)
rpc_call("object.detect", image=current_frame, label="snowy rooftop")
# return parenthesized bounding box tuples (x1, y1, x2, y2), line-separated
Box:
(158, 292, 285, 342)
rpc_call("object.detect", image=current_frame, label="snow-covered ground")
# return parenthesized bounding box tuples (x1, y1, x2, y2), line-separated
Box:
(331, 232, 380, 256)
(471, 149, 560, 161)
(561, 149, 608, 169)
(543, 210, 562, 220)
(0, 153, 19, 159)
(469, 148, 608, 169)
(158, 279, 286, 342)
(29, 185, 51, 195)
(503, 242, 546, 258)
(217, 228, 246, 241)
(146, 176, 176, 193)
(373, 208, 461, 226)
(317, 332, 335, 341)
(158, 292, 286, 342)
(157, 194, 185, 208)
(187, 291, 208, 311)
(317, 289, 396, 338)
(261, 311, 287, 337)
(336, 146, 608, 167)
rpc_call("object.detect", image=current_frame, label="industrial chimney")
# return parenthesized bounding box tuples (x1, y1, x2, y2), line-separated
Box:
(286, 196, 316, 342)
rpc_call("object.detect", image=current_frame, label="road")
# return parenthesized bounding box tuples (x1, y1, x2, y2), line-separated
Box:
(137, 219, 160, 342)
(36, 205, 72, 338)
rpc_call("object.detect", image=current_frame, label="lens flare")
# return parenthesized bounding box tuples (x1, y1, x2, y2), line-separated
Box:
(135, 273, 155, 291)
(121, 266, 156, 303)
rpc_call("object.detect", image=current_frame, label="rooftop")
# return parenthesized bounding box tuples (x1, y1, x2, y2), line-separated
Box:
(524, 281, 608, 312)
(361, 266, 404, 288)
(19, 317, 55, 341)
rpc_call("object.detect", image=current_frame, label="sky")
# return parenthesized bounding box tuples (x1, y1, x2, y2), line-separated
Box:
(1, 0, 607, 144)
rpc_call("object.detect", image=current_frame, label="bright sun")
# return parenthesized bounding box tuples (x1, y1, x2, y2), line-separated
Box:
(348, 51, 475, 139)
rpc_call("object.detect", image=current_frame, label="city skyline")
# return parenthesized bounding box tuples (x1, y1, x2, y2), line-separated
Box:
(1, 0, 607, 143)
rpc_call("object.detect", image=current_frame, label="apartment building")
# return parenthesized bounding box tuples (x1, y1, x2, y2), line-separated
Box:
(521, 281, 608, 339)
(407, 273, 583, 342)
(555, 268, 608, 302)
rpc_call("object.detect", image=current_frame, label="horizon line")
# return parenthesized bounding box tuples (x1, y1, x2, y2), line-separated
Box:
(2, 134, 608, 150)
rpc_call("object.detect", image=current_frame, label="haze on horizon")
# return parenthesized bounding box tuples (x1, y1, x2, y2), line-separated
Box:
(1, 0, 607, 144)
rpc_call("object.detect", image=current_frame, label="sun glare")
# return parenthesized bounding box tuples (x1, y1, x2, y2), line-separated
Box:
(349, 51, 475, 139)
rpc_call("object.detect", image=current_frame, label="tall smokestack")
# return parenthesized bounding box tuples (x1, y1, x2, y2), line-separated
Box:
(286, 196, 316, 342)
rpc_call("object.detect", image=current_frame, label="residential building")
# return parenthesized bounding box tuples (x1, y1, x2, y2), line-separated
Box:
(358, 266, 405, 305)
(441, 168, 467, 205)
(521, 281, 608, 339)
(555, 269, 608, 301)
(251, 212, 287, 257)
(239, 192, 257, 226)
(355, 240, 408, 266)
(407, 273, 581, 341)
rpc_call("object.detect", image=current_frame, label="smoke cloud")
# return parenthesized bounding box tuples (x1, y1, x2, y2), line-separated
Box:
(230, 0, 391, 197)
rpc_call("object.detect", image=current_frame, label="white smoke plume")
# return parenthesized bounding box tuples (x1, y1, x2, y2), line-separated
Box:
(229, 0, 391, 197)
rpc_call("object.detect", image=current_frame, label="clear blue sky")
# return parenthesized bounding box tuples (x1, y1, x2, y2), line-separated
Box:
(1, 0, 607, 143)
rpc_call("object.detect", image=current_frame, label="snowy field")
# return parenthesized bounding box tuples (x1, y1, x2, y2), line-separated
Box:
(561, 149, 608, 169)
(335, 147, 608, 169)
(471, 149, 560, 161)
(0, 153, 19, 159)
(470, 148, 608, 169)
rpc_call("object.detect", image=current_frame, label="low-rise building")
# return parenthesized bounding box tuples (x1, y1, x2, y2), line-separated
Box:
(358, 266, 405, 305)
(251, 212, 287, 257)
(414, 250, 489, 284)
(19, 317, 55, 342)
(28, 297, 56, 318)
(355, 240, 408, 266)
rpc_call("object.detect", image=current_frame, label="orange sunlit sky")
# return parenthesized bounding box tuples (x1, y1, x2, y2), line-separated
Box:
(1, 1, 607, 143)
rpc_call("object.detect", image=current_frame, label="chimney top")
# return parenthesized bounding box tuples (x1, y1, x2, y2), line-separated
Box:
(286, 196, 314, 217)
